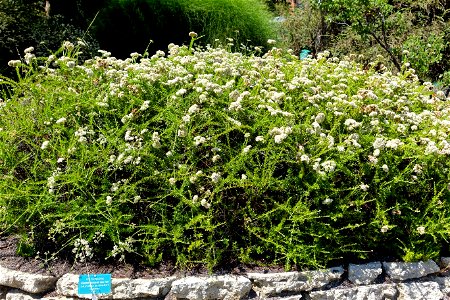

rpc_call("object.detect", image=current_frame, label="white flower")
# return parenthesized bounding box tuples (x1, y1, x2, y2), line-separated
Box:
(55, 117, 67, 124)
(140, 101, 150, 111)
(385, 139, 403, 150)
(211, 172, 221, 183)
(57, 157, 65, 163)
(212, 154, 221, 162)
(189, 31, 198, 38)
(322, 198, 333, 205)
(168, 177, 176, 185)
(242, 145, 252, 153)
(41, 140, 50, 150)
(177, 129, 187, 137)
(382, 164, 389, 172)
(152, 132, 161, 148)
(241, 174, 247, 180)
(417, 226, 426, 235)
(188, 104, 200, 114)
(24, 46, 34, 54)
(176, 88, 187, 96)
(373, 149, 380, 157)
(182, 114, 191, 123)
(200, 198, 211, 209)
(321, 160, 336, 173)
(192, 195, 199, 202)
(315, 113, 326, 124)
(360, 183, 369, 192)
(166, 151, 173, 157)
(344, 118, 361, 131)
(300, 154, 310, 163)
(373, 137, 385, 149)
(337, 146, 345, 152)
(106, 196, 112, 205)
(267, 39, 276, 45)
(412, 164, 423, 174)
(193, 136, 206, 146)
(381, 225, 389, 233)
(8, 60, 21, 67)
(255, 136, 265, 142)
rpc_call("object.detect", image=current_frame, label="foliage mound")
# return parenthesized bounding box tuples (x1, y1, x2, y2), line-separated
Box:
(93, 0, 276, 58)
(1, 42, 450, 270)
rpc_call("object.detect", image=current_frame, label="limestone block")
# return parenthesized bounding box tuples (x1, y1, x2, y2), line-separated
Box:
(309, 283, 397, 300)
(430, 276, 450, 296)
(383, 260, 440, 281)
(0, 266, 57, 294)
(247, 267, 344, 297)
(397, 282, 443, 300)
(5, 290, 39, 300)
(170, 275, 251, 300)
(57, 273, 176, 299)
(348, 262, 382, 285)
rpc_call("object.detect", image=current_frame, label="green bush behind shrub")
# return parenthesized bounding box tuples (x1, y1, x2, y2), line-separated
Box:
(93, 0, 276, 57)
(1, 43, 450, 270)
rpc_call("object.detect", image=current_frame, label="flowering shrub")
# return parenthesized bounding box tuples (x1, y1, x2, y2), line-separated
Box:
(1, 41, 450, 269)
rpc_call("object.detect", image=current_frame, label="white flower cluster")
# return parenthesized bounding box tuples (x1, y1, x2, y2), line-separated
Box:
(269, 126, 292, 144)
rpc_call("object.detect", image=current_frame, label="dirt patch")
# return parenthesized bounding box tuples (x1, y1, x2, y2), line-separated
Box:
(0, 235, 289, 279)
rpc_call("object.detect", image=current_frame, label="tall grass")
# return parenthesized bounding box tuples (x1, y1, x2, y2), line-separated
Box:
(93, 0, 277, 57)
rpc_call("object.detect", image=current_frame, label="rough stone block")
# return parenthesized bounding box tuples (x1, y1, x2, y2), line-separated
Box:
(247, 267, 344, 297)
(0, 266, 57, 294)
(309, 283, 397, 300)
(5, 290, 39, 300)
(170, 275, 251, 300)
(430, 276, 450, 296)
(383, 260, 440, 281)
(57, 273, 176, 299)
(397, 282, 443, 300)
(348, 261, 382, 285)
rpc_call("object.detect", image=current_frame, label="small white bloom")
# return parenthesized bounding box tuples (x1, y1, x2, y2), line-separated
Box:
(417, 226, 426, 235)
(24, 46, 34, 54)
(169, 177, 176, 185)
(381, 225, 389, 233)
(57, 157, 65, 163)
(200, 198, 211, 209)
(360, 183, 369, 192)
(188, 104, 200, 114)
(373, 149, 380, 157)
(315, 113, 326, 124)
(211, 172, 221, 183)
(106, 196, 112, 205)
(382, 164, 389, 172)
(300, 154, 310, 163)
(241, 174, 247, 180)
(177, 129, 187, 137)
(41, 140, 50, 150)
(255, 136, 265, 142)
(322, 198, 333, 205)
(242, 145, 252, 153)
(212, 154, 220, 162)
(267, 39, 276, 45)
(166, 151, 173, 157)
(55, 117, 66, 124)
(192, 195, 199, 202)
(182, 114, 191, 123)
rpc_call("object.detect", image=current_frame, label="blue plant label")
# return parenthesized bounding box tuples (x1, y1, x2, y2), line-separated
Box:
(78, 274, 112, 295)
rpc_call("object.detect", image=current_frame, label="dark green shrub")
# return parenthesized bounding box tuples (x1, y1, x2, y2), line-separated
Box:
(93, 0, 276, 57)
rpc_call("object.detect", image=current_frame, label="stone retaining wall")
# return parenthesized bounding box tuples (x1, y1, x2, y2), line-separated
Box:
(1, 258, 450, 300)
